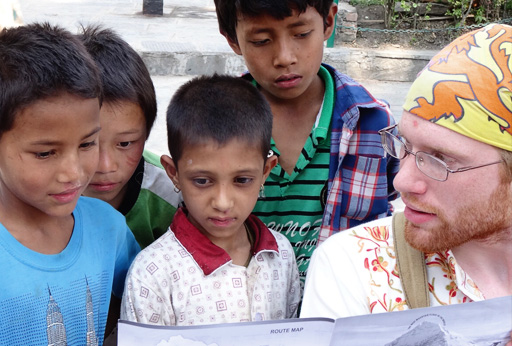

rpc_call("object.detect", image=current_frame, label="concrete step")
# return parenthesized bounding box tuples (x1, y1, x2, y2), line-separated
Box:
(140, 46, 436, 82)
(18, 0, 436, 82)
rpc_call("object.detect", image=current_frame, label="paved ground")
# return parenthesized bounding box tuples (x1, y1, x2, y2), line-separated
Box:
(18, 0, 412, 156)
(20, 0, 228, 57)
(147, 76, 410, 156)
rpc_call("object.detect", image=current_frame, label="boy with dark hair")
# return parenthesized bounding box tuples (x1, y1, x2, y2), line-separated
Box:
(0, 23, 139, 344)
(121, 74, 301, 326)
(214, 0, 399, 285)
(79, 25, 182, 250)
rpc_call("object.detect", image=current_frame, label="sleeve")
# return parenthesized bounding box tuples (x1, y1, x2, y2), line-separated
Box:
(112, 225, 141, 298)
(120, 254, 177, 326)
(284, 239, 301, 318)
(300, 234, 370, 319)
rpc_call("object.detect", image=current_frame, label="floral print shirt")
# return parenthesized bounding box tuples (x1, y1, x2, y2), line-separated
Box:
(300, 216, 483, 319)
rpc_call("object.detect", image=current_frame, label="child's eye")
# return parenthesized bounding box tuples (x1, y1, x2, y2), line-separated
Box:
(80, 141, 97, 150)
(35, 151, 53, 159)
(250, 39, 269, 46)
(193, 178, 210, 186)
(118, 141, 132, 148)
(235, 177, 253, 185)
(296, 31, 312, 38)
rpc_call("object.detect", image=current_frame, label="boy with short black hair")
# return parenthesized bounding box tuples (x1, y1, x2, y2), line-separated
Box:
(121, 74, 301, 326)
(0, 23, 139, 344)
(214, 0, 399, 285)
(78, 25, 182, 250)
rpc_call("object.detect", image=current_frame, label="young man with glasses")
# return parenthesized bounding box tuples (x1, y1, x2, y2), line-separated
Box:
(300, 24, 512, 329)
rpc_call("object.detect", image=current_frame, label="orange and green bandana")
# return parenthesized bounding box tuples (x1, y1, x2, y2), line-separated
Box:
(403, 24, 512, 151)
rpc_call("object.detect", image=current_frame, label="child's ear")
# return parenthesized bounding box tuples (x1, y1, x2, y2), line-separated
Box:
(225, 34, 243, 55)
(263, 155, 278, 180)
(323, 3, 338, 40)
(161, 155, 180, 185)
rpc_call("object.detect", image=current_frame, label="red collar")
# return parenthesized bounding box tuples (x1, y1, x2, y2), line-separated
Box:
(171, 208, 279, 275)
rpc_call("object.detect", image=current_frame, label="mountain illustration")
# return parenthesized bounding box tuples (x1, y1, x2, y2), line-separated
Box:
(385, 321, 475, 346)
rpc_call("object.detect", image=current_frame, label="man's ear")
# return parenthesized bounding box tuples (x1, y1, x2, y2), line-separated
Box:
(161, 155, 180, 186)
(323, 3, 338, 40)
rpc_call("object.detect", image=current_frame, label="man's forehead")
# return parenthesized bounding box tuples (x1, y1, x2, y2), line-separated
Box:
(398, 111, 499, 157)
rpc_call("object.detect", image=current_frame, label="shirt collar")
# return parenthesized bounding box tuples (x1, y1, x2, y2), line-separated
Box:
(171, 208, 279, 275)
(314, 65, 334, 142)
(447, 250, 485, 301)
(427, 249, 485, 301)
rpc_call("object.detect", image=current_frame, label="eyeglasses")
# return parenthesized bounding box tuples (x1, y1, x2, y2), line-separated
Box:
(378, 124, 504, 182)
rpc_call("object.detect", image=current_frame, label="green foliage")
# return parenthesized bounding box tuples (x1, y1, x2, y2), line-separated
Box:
(473, 7, 486, 24)
(424, 3, 432, 20)
(445, 0, 510, 26)
(399, 0, 412, 12)
(445, 0, 467, 21)
(392, 0, 430, 29)
(352, 0, 512, 29)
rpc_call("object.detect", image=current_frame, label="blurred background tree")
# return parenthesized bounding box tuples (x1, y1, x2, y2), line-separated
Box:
(349, 0, 512, 28)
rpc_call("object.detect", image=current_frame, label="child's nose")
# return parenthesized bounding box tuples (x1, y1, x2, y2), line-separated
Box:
(56, 153, 81, 184)
(97, 146, 118, 173)
(212, 183, 234, 212)
(273, 39, 297, 68)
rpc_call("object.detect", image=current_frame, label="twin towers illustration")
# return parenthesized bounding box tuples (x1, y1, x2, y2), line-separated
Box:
(46, 277, 99, 346)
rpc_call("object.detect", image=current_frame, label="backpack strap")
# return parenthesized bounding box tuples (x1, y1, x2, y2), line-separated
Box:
(392, 212, 430, 309)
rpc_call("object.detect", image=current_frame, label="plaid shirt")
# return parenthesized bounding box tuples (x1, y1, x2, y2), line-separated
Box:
(318, 64, 400, 244)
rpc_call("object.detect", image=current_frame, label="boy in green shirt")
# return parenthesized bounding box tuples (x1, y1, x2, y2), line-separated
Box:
(214, 0, 399, 287)
(79, 25, 182, 250)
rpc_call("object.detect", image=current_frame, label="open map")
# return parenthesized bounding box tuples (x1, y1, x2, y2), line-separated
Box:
(118, 295, 511, 346)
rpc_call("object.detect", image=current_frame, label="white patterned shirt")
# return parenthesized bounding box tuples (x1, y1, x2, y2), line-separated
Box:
(121, 208, 301, 326)
(301, 216, 485, 319)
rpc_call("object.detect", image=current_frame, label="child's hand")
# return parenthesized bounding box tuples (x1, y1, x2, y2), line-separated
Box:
(506, 331, 512, 346)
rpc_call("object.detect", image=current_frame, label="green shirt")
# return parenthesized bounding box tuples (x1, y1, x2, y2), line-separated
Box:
(123, 150, 181, 249)
(252, 66, 334, 287)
